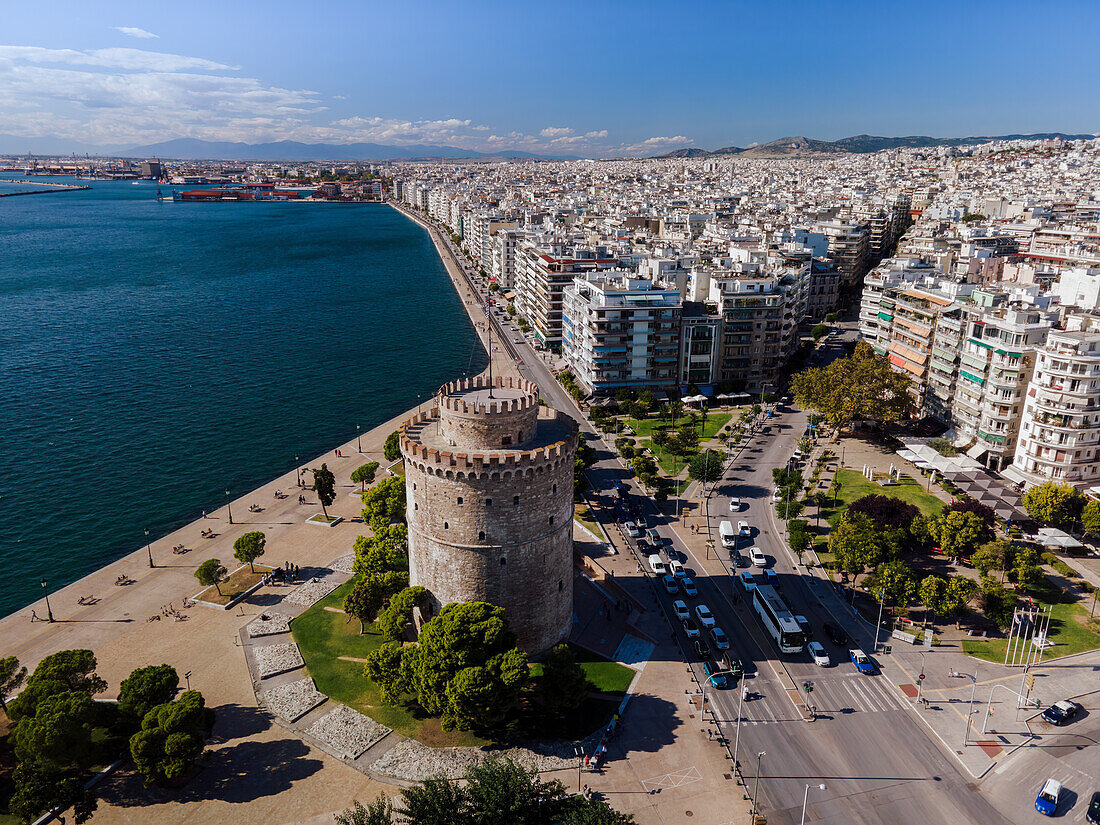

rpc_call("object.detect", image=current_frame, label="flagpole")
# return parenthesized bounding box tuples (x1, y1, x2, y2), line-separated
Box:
(485, 299, 494, 398)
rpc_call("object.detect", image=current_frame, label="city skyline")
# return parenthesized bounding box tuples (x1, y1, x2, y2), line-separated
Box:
(2, 0, 1098, 157)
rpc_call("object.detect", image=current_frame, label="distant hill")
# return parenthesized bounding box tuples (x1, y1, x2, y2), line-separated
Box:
(121, 138, 577, 161)
(656, 131, 1097, 159)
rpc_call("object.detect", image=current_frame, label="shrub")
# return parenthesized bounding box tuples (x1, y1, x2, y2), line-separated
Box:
(926, 438, 959, 457)
(847, 494, 919, 530)
(1040, 552, 1079, 578)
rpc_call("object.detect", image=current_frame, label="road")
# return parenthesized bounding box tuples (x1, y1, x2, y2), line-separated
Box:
(428, 219, 1012, 825)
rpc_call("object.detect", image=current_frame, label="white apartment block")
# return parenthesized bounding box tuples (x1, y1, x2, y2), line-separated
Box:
(514, 243, 620, 348)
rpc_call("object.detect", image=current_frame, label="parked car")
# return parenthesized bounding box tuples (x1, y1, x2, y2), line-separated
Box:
(738, 571, 757, 592)
(703, 659, 728, 688)
(750, 548, 767, 567)
(807, 641, 830, 667)
(849, 649, 875, 675)
(1035, 778, 1062, 817)
(1085, 790, 1100, 825)
(682, 617, 700, 638)
(693, 638, 710, 661)
(648, 554, 666, 575)
(729, 497, 742, 511)
(772, 488, 782, 502)
(738, 520, 752, 536)
(635, 538, 652, 555)
(1041, 700, 1080, 726)
(710, 626, 729, 650)
(672, 599, 690, 620)
(669, 559, 686, 577)
(681, 577, 698, 597)
(824, 622, 847, 646)
(695, 604, 716, 628)
(646, 528, 662, 544)
(662, 574, 679, 594)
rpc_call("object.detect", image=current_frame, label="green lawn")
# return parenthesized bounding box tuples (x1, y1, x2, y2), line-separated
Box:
(623, 411, 732, 439)
(290, 579, 488, 747)
(654, 449, 690, 477)
(574, 505, 606, 540)
(529, 644, 635, 694)
(195, 563, 274, 605)
(961, 600, 1100, 663)
(827, 469, 945, 520)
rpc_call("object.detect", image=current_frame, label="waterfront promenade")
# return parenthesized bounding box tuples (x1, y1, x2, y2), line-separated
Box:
(0, 204, 519, 823)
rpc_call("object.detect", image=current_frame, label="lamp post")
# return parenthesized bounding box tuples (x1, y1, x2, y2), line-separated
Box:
(751, 751, 766, 820)
(145, 528, 154, 568)
(960, 667, 978, 747)
(295, 456, 301, 488)
(916, 651, 927, 703)
(874, 588, 886, 653)
(732, 675, 747, 773)
(356, 424, 362, 454)
(225, 489, 233, 525)
(40, 578, 54, 623)
(800, 783, 827, 825)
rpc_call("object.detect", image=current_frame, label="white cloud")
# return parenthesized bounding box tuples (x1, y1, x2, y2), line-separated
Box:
(115, 27, 158, 39)
(618, 135, 694, 155)
(0, 46, 236, 72)
(540, 126, 574, 138)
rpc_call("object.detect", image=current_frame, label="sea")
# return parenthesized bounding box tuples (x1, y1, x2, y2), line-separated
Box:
(0, 176, 486, 617)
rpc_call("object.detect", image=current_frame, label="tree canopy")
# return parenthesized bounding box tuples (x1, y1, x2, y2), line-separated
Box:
(790, 341, 913, 429)
(1082, 499, 1100, 537)
(361, 475, 407, 532)
(384, 430, 402, 462)
(8, 649, 106, 722)
(312, 463, 337, 519)
(128, 690, 215, 785)
(0, 655, 27, 712)
(536, 644, 591, 719)
(687, 450, 724, 484)
(1022, 481, 1086, 530)
(117, 664, 180, 731)
(232, 530, 266, 573)
(351, 461, 381, 492)
(195, 558, 227, 596)
(828, 513, 882, 586)
(933, 510, 989, 559)
(847, 494, 919, 531)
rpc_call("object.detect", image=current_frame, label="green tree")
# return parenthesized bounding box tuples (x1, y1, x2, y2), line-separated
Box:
(1022, 481, 1086, 530)
(344, 575, 389, 633)
(117, 665, 179, 731)
(1012, 546, 1044, 593)
(353, 525, 409, 577)
(790, 341, 913, 430)
(384, 430, 402, 462)
(787, 519, 811, 558)
(875, 560, 916, 608)
(377, 586, 428, 642)
(195, 558, 227, 596)
(364, 642, 411, 704)
(811, 323, 829, 340)
(979, 575, 1017, 628)
(944, 575, 978, 626)
(463, 758, 561, 825)
(933, 511, 986, 559)
(335, 796, 394, 825)
(918, 575, 948, 622)
(537, 644, 591, 719)
(829, 513, 880, 587)
(351, 461, 381, 493)
(129, 690, 215, 785)
(407, 602, 528, 732)
(400, 776, 469, 825)
(361, 475, 407, 531)
(971, 542, 1006, 577)
(8, 649, 106, 722)
(9, 761, 98, 825)
(676, 425, 699, 453)
(1083, 499, 1100, 537)
(0, 655, 27, 713)
(687, 450, 724, 484)
(312, 463, 337, 520)
(232, 530, 267, 573)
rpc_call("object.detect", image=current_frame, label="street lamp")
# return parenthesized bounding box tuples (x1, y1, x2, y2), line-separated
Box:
(225, 489, 233, 525)
(800, 783, 827, 825)
(752, 751, 766, 819)
(40, 578, 54, 623)
(873, 588, 886, 652)
(356, 424, 362, 453)
(959, 667, 978, 747)
(145, 528, 154, 568)
(916, 651, 927, 703)
(295, 456, 301, 487)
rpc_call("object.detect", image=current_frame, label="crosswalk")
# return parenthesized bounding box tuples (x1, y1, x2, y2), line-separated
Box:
(734, 675, 909, 725)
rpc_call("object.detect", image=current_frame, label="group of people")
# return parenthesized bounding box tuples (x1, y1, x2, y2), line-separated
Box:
(200, 528, 215, 538)
(248, 504, 262, 513)
(172, 544, 189, 554)
(114, 575, 134, 586)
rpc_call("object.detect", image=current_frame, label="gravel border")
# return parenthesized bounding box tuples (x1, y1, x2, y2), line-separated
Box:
(329, 552, 355, 574)
(306, 704, 391, 759)
(285, 577, 339, 606)
(370, 737, 586, 782)
(259, 677, 327, 722)
(246, 612, 293, 638)
(254, 642, 305, 679)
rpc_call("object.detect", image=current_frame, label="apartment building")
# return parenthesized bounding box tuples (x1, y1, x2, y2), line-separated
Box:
(678, 302, 722, 387)
(514, 243, 620, 348)
(817, 219, 870, 294)
(858, 259, 937, 355)
(561, 273, 682, 394)
(490, 228, 524, 290)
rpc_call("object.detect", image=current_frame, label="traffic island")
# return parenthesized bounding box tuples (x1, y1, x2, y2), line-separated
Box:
(305, 513, 343, 527)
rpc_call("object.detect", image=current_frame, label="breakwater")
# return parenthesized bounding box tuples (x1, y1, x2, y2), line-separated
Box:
(0, 179, 91, 196)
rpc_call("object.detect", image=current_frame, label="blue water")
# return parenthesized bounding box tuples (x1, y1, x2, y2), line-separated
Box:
(0, 177, 485, 616)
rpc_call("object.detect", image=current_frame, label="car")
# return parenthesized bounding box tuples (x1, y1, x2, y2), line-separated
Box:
(681, 617, 700, 638)
(1085, 790, 1100, 825)
(849, 649, 875, 675)
(635, 515, 648, 529)
(662, 574, 678, 594)
(672, 599, 690, 620)
(792, 448, 804, 461)
(738, 520, 751, 536)
(729, 497, 742, 511)
(763, 568, 779, 587)
(1041, 700, 1080, 726)
(695, 604, 716, 628)
(681, 577, 698, 596)
(703, 659, 727, 688)
(807, 641, 830, 666)
(648, 554, 666, 575)
(1035, 778, 1061, 817)
(824, 622, 847, 646)
(693, 639, 710, 661)
(635, 539, 652, 555)
(710, 626, 729, 650)
(624, 521, 641, 537)
(646, 528, 662, 544)
(738, 571, 757, 592)
(750, 548, 767, 567)
(772, 488, 782, 502)
(794, 615, 812, 639)
(669, 559, 686, 577)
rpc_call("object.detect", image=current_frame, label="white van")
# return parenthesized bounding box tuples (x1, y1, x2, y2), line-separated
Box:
(719, 520, 737, 549)
(648, 554, 667, 575)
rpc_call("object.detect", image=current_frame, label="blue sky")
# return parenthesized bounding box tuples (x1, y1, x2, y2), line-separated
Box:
(1, 0, 1097, 155)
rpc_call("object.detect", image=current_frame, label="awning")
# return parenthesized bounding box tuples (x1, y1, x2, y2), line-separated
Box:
(966, 442, 988, 460)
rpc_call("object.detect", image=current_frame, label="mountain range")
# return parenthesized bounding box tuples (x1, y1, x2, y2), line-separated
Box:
(658, 132, 1097, 159)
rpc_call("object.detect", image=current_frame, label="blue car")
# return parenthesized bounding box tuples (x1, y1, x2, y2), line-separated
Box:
(1036, 778, 1061, 816)
(849, 649, 875, 675)
(763, 568, 779, 587)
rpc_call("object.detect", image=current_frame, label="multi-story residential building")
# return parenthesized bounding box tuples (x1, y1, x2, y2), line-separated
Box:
(817, 219, 870, 294)
(514, 243, 620, 348)
(490, 228, 524, 290)
(678, 301, 721, 388)
(858, 259, 937, 355)
(1010, 328, 1100, 489)
(561, 273, 681, 395)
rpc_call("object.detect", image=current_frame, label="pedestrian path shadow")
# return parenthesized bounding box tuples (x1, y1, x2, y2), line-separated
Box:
(207, 703, 273, 744)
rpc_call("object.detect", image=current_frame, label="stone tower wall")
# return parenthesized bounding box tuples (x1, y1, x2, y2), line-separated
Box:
(437, 375, 541, 452)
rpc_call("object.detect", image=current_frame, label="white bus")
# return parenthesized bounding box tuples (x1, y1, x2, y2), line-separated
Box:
(751, 584, 804, 654)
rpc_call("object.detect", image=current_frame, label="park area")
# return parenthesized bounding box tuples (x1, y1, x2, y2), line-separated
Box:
(291, 580, 634, 747)
(193, 563, 275, 606)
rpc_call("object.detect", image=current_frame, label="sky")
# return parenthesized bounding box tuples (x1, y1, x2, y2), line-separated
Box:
(1, 0, 1097, 157)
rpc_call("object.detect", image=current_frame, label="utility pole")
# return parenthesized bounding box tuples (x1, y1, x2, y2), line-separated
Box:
(752, 751, 766, 820)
